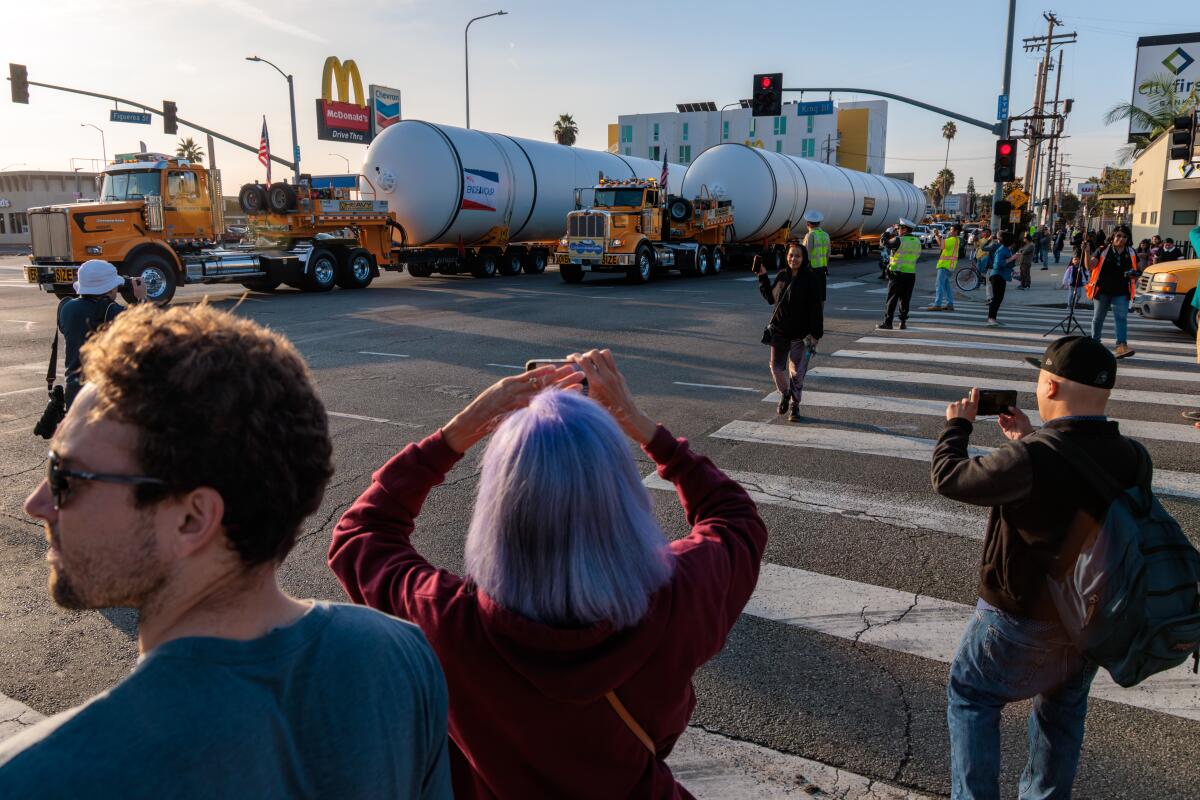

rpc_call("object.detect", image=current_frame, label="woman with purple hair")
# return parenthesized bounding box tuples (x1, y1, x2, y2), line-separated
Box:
(329, 350, 766, 799)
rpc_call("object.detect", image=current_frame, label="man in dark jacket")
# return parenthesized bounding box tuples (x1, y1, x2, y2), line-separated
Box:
(755, 241, 823, 422)
(931, 335, 1143, 800)
(58, 260, 146, 408)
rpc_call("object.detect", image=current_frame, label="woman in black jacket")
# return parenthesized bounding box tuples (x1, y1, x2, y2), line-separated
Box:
(754, 241, 824, 423)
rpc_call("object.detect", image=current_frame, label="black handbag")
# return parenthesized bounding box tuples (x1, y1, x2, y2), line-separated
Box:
(33, 328, 65, 440)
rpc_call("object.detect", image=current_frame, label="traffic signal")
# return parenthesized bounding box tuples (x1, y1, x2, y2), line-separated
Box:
(993, 138, 1017, 182)
(1169, 113, 1196, 162)
(752, 73, 782, 117)
(163, 100, 177, 135)
(9, 63, 28, 104)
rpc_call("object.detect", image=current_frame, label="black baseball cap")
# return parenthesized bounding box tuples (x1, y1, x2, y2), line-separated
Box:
(1024, 335, 1117, 389)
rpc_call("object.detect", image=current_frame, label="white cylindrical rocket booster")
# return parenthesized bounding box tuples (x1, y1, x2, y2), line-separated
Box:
(362, 120, 687, 247)
(680, 143, 928, 242)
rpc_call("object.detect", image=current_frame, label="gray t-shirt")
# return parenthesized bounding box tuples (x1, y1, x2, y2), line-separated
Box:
(0, 601, 451, 799)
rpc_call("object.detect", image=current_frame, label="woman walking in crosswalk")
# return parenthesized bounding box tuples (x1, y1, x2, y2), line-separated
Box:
(754, 241, 823, 422)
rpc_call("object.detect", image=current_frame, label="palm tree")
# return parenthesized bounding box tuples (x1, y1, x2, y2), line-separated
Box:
(940, 121, 956, 211)
(1104, 72, 1200, 162)
(552, 114, 578, 146)
(175, 136, 204, 164)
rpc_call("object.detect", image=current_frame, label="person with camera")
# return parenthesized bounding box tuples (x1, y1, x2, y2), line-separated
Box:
(754, 242, 823, 423)
(1085, 225, 1140, 359)
(931, 335, 1143, 799)
(328, 350, 767, 799)
(57, 259, 146, 409)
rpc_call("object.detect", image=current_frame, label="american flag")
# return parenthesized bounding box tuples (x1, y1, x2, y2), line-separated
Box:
(258, 116, 271, 184)
(659, 151, 668, 195)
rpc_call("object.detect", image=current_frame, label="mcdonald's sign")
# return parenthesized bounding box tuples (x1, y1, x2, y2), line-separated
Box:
(316, 56, 371, 143)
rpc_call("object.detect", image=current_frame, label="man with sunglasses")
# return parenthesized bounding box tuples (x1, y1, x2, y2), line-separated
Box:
(1, 304, 452, 799)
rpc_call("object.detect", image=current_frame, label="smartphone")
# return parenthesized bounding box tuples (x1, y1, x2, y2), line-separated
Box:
(976, 389, 1018, 417)
(524, 359, 588, 395)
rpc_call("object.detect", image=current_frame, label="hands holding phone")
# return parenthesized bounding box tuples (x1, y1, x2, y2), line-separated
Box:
(945, 388, 1032, 440)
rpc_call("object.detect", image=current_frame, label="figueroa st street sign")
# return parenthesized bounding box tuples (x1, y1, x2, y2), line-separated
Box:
(316, 56, 371, 144)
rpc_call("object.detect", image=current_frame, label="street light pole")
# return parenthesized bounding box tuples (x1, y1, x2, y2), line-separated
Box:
(81, 123, 107, 166)
(465, 10, 507, 129)
(719, 102, 740, 146)
(246, 56, 300, 181)
(329, 153, 350, 173)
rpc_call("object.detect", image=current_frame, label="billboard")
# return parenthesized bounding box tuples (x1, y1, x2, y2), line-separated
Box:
(370, 85, 401, 140)
(1128, 33, 1200, 142)
(316, 56, 370, 144)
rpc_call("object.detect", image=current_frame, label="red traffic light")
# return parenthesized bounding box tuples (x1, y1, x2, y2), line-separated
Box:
(998, 142, 1014, 157)
(760, 76, 773, 89)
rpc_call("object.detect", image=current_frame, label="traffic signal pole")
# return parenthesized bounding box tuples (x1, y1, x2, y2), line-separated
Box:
(993, 0, 1017, 233)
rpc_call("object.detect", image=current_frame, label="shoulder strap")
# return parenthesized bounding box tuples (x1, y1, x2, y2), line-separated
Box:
(46, 328, 59, 393)
(605, 690, 656, 756)
(1033, 428, 1149, 503)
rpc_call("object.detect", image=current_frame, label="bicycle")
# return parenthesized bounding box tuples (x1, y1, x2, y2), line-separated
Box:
(953, 262, 983, 292)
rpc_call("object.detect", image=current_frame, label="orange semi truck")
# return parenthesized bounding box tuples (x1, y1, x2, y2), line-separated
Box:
(24, 153, 389, 304)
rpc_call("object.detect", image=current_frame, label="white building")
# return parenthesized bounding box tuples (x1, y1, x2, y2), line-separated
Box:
(611, 100, 887, 174)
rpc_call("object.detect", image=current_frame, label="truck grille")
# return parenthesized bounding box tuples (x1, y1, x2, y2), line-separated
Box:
(1137, 274, 1152, 293)
(30, 210, 70, 260)
(569, 212, 607, 238)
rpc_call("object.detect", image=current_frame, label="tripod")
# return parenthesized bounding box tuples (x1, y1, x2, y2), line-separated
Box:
(1046, 246, 1087, 337)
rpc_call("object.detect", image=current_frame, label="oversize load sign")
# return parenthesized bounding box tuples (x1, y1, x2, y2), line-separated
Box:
(461, 169, 498, 211)
(316, 56, 370, 144)
(1128, 33, 1200, 143)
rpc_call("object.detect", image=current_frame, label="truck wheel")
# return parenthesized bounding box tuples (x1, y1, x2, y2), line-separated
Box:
(627, 245, 654, 284)
(694, 247, 709, 276)
(1176, 291, 1198, 335)
(267, 183, 297, 214)
(304, 247, 338, 292)
(709, 246, 723, 275)
(471, 252, 498, 278)
(522, 250, 547, 274)
(241, 279, 281, 293)
(500, 250, 523, 276)
(560, 264, 584, 284)
(127, 252, 178, 305)
(238, 184, 269, 215)
(336, 248, 374, 289)
(406, 264, 433, 278)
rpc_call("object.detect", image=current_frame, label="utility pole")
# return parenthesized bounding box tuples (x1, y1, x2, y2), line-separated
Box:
(1020, 12, 1075, 224)
(1044, 49, 1065, 227)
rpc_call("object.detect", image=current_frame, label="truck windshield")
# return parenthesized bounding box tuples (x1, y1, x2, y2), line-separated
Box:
(594, 189, 644, 208)
(101, 171, 161, 201)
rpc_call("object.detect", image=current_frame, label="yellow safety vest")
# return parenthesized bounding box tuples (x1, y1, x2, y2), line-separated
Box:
(936, 236, 959, 270)
(806, 228, 830, 269)
(889, 236, 921, 274)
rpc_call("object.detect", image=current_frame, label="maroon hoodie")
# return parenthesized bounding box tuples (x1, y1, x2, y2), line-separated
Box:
(328, 425, 767, 799)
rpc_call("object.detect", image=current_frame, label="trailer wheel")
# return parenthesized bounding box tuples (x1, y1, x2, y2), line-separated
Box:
(406, 264, 433, 278)
(238, 184, 269, 215)
(694, 247, 709, 276)
(471, 252, 498, 278)
(560, 264, 584, 284)
(241, 279, 281, 293)
(126, 251, 178, 305)
(709, 246, 723, 275)
(500, 249, 523, 276)
(267, 183, 298, 214)
(627, 245, 654, 284)
(522, 250, 547, 274)
(304, 247, 338, 292)
(336, 248, 374, 289)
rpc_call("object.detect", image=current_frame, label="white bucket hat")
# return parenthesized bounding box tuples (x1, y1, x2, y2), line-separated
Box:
(73, 259, 125, 296)
(803, 210, 824, 224)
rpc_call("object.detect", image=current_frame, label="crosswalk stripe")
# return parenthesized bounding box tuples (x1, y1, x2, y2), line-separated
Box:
(709, 420, 1200, 501)
(746, 563, 1200, 722)
(910, 305, 1168, 325)
(800, 366, 1198, 408)
(906, 312, 1177, 338)
(836, 347, 1200, 383)
(643, 470, 987, 540)
(826, 281, 865, 290)
(901, 325, 1196, 352)
(850, 337, 1196, 367)
(758, 390, 1200, 445)
(866, 287, 889, 294)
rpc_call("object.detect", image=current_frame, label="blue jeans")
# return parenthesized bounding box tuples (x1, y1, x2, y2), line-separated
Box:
(1090, 293, 1129, 345)
(934, 267, 954, 307)
(947, 605, 1097, 800)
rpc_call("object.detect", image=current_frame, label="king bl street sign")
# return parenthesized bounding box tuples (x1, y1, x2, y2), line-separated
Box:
(110, 109, 151, 125)
(997, 94, 1009, 121)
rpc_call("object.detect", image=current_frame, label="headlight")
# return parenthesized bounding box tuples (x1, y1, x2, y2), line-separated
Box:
(1150, 274, 1177, 286)
(611, 239, 623, 247)
(559, 237, 568, 247)
(86, 246, 103, 255)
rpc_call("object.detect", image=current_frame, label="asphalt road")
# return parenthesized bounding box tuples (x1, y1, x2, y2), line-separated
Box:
(0, 251, 1197, 798)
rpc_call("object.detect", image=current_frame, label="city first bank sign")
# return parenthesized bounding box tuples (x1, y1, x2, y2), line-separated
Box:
(316, 57, 371, 143)
(1128, 32, 1200, 143)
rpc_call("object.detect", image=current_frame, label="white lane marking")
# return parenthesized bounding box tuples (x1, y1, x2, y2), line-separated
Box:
(747, 563, 1200, 722)
(327, 411, 422, 429)
(827, 281, 865, 290)
(0, 386, 42, 398)
(802, 366, 1198, 408)
(358, 351, 410, 358)
(710, 420, 1200, 501)
(761, 389, 1200, 445)
(735, 276, 760, 282)
(674, 381, 763, 393)
(909, 306, 1169, 325)
(290, 327, 377, 345)
(901, 325, 1196, 352)
(486, 363, 525, 370)
(906, 312, 1178, 339)
(837, 347, 1200, 383)
(849, 335, 1195, 367)
(0, 691, 45, 744)
(866, 287, 890, 294)
(0, 319, 37, 331)
(644, 470, 986, 540)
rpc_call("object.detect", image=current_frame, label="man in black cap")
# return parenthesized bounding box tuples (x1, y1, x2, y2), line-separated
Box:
(929, 334, 1146, 799)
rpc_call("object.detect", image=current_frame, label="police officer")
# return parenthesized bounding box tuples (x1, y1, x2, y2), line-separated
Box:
(928, 223, 960, 311)
(877, 218, 921, 330)
(802, 209, 830, 302)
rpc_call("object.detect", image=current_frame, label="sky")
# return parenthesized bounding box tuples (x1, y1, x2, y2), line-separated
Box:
(1, 0, 1195, 195)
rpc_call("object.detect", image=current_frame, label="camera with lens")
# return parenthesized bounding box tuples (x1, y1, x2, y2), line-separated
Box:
(33, 385, 66, 440)
(1123, 269, 1140, 279)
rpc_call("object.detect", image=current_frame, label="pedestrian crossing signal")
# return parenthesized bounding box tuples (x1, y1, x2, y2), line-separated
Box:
(993, 138, 1017, 182)
(9, 63, 28, 104)
(752, 73, 782, 118)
